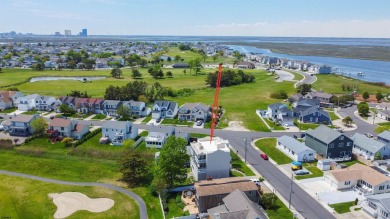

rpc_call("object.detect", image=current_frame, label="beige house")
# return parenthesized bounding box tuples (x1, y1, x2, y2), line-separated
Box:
(324, 163, 390, 195)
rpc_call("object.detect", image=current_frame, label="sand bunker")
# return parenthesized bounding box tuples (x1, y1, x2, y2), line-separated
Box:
(49, 192, 114, 219)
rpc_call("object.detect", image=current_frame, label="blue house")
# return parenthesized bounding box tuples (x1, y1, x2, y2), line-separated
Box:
(299, 106, 331, 125)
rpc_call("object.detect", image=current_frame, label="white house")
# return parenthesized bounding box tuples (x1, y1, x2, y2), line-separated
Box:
(48, 118, 89, 140)
(352, 133, 390, 160)
(362, 193, 390, 218)
(34, 96, 57, 111)
(188, 136, 231, 181)
(0, 91, 24, 110)
(276, 136, 315, 162)
(151, 100, 178, 120)
(101, 121, 138, 146)
(323, 163, 390, 195)
(9, 114, 39, 136)
(266, 103, 294, 126)
(178, 102, 211, 122)
(18, 94, 40, 111)
(145, 126, 175, 148)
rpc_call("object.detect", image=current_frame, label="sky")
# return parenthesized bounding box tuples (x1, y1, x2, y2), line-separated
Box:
(1, 0, 390, 37)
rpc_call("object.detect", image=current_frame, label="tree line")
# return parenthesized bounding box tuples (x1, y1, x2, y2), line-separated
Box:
(206, 69, 255, 88)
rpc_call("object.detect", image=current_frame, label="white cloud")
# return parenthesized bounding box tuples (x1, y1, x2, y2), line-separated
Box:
(186, 20, 390, 38)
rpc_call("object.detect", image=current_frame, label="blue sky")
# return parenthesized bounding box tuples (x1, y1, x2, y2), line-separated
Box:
(1, 0, 390, 37)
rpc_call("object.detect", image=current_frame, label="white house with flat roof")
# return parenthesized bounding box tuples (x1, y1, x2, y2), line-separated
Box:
(188, 136, 231, 181)
(145, 126, 175, 148)
(276, 136, 315, 162)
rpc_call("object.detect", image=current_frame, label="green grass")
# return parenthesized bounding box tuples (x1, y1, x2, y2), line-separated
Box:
(91, 114, 107, 120)
(139, 131, 149, 137)
(255, 138, 293, 165)
(0, 174, 139, 219)
(1, 107, 17, 113)
(328, 111, 340, 121)
(21, 110, 41, 115)
(295, 162, 323, 180)
(0, 137, 163, 219)
(161, 118, 194, 126)
(375, 122, 390, 133)
(142, 115, 152, 124)
(313, 74, 389, 94)
(338, 160, 364, 167)
(294, 119, 321, 130)
(265, 118, 285, 130)
(230, 150, 256, 176)
(165, 192, 189, 218)
(230, 170, 245, 177)
(264, 196, 294, 219)
(189, 133, 209, 138)
(329, 201, 355, 214)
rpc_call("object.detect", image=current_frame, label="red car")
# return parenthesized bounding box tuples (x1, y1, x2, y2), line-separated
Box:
(260, 153, 268, 160)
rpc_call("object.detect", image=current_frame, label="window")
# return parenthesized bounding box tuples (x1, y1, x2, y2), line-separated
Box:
(329, 143, 334, 148)
(380, 186, 385, 190)
(340, 136, 344, 140)
(338, 142, 344, 147)
(309, 153, 313, 156)
(387, 185, 390, 189)
(344, 181, 351, 185)
(381, 210, 389, 217)
(346, 142, 352, 147)
(61, 127, 64, 131)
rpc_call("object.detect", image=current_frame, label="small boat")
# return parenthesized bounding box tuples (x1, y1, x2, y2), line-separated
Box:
(357, 72, 365, 76)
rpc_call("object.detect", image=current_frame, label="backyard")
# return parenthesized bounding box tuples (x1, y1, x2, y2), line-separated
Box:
(295, 162, 323, 180)
(329, 201, 356, 214)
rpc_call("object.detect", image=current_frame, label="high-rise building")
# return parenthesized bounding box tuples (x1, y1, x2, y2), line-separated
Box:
(80, 28, 88, 37)
(55, 32, 61, 36)
(64, 30, 71, 36)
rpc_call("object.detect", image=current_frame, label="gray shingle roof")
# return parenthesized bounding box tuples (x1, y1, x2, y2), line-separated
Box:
(306, 125, 343, 144)
(268, 103, 286, 110)
(148, 125, 175, 134)
(103, 100, 121, 105)
(277, 136, 315, 153)
(102, 121, 130, 130)
(297, 98, 320, 107)
(301, 106, 330, 118)
(366, 193, 390, 212)
(222, 189, 266, 219)
(352, 133, 387, 154)
(378, 131, 390, 141)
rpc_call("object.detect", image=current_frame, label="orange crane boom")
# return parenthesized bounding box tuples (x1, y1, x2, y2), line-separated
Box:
(210, 63, 223, 142)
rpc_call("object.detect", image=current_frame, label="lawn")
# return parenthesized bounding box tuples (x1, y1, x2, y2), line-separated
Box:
(142, 115, 152, 124)
(189, 133, 209, 138)
(162, 47, 236, 64)
(21, 110, 42, 115)
(329, 201, 356, 214)
(1, 107, 17, 113)
(312, 74, 389, 94)
(264, 196, 294, 219)
(230, 150, 256, 176)
(265, 118, 285, 130)
(161, 118, 194, 126)
(338, 159, 364, 167)
(255, 138, 293, 165)
(91, 114, 106, 120)
(294, 119, 320, 130)
(376, 122, 390, 133)
(328, 111, 340, 121)
(0, 174, 139, 219)
(295, 162, 323, 180)
(0, 137, 163, 219)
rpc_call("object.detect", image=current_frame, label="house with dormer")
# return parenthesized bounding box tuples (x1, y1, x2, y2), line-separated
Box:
(178, 102, 211, 122)
(151, 100, 178, 120)
(101, 121, 138, 146)
(34, 96, 57, 111)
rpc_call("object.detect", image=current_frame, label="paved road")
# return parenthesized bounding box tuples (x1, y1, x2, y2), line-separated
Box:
(295, 71, 317, 87)
(0, 170, 148, 219)
(338, 105, 376, 136)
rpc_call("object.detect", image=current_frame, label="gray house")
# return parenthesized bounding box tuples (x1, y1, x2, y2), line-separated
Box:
(378, 131, 390, 144)
(352, 133, 390, 160)
(305, 125, 353, 161)
(101, 121, 138, 146)
(9, 114, 39, 136)
(363, 193, 390, 219)
(103, 100, 122, 117)
(151, 100, 178, 120)
(267, 103, 294, 126)
(178, 102, 211, 122)
(299, 106, 331, 125)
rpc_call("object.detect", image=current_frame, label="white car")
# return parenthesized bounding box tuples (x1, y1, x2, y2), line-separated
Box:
(283, 124, 289, 129)
(250, 178, 260, 186)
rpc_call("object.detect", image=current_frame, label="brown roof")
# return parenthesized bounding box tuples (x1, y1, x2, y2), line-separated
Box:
(10, 114, 36, 123)
(195, 177, 258, 197)
(329, 163, 390, 186)
(49, 118, 71, 127)
(73, 124, 86, 133)
(0, 91, 13, 103)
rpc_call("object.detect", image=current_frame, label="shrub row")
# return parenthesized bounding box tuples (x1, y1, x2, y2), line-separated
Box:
(71, 128, 101, 147)
(0, 139, 14, 150)
(24, 133, 47, 144)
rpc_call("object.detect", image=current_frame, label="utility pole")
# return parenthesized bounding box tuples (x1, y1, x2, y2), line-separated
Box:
(244, 137, 248, 164)
(289, 173, 293, 209)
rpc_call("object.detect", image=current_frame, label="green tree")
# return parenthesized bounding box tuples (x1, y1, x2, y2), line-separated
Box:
(212, 54, 219, 63)
(296, 83, 312, 95)
(31, 117, 47, 136)
(376, 92, 384, 102)
(155, 136, 190, 188)
(261, 193, 278, 210)
(131, 69, 142, 79)
(59, 104, 75, 115)
(232, 50, 242, 61)
(174, 55, 181, 63)
(167, 57, 172, 62)
(32, 62, 44, 71)
(357, 102, 369, 117)
(61, 137, 74, 147)
(342, 116, 353, 126)
(362, 92, 369, 101)
(117, 105, 130, 119)
(166, 71, 173, 78)
(111, 68, 122, 78)
(119, 150, 153, 188)
(374, 151, 382, 160)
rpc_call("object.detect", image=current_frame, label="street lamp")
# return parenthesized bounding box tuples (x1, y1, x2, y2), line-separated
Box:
(244, 137, 248, 164)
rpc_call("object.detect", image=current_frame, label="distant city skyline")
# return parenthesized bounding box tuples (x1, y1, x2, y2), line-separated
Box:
(1, 0, 390, 38)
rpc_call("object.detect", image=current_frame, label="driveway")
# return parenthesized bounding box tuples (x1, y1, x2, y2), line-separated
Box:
(319, 190, 364, 205)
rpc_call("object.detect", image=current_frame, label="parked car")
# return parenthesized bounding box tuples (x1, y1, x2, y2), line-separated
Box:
(196, 120, 203, 126)
(49, 115, 55, 119)
(260, 153, 268, 160)
(156, 118, 161, 123)
(291, 161, 302, 170)
(250, 178, 260, 186)
(283, 124, 289, 129)
(294, 169, 310, 175)
(364, 133, 374, 138)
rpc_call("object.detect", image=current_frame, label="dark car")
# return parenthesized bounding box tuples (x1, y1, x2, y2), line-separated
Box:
(260, 153, 268, 160)
(156, 118, 161, 123)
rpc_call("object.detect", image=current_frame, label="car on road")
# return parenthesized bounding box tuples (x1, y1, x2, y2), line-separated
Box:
(294, 169, 310, 175)
(196, 120, 203, 126)
(364, 133, 374, 138)
(260, 153, 268, 160)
